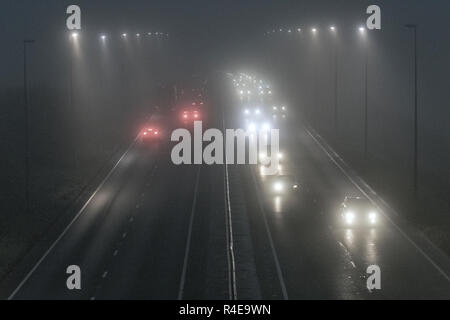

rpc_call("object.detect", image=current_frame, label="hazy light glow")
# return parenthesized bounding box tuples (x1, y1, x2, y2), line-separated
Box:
(359, 26, 366, 33)
(311, 28, 317, 33)
(274, 182, 284, 193)
(330, 26, 336, 31)
(344, 211, 355, 225)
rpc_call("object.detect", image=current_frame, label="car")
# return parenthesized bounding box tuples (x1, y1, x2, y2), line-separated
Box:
(339, 196, 379, 227)
(141, 126, 162, 142)
(180, 107, 202, 124)
(271, 105, 287, 120)
(263, 174, 300, 195)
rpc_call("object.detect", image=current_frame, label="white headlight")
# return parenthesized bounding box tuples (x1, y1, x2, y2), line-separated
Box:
(344, 211, 355, 224)
(369, 211, 377, 224)
(274, 182, 283, 193)
(259, 153, 267, 161)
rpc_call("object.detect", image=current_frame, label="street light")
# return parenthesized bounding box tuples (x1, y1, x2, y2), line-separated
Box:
(311, 28, 317, 33)
(23, 39, 35, 216)
(100, 34, 106, 41)
(330, 25, 338, 137)
(358, 25, 369, 159)
(405, 24, 418, 200)
(122, 33, 127, 38)
(71, 32, 78, 39)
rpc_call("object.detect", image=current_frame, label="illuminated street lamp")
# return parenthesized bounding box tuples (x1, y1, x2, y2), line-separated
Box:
(330, 26, 338, 136)
(122, 33, 127, 38)
(358, 25, 369, 159)
(71, 32, 79, 39)
(311, 28, 317, 33)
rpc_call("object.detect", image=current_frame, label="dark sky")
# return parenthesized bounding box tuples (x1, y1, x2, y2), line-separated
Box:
(0, 0, 448, 83)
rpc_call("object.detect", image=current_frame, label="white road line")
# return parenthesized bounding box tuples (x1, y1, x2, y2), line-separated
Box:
(102, 271, 108, 279)
(177, 168, 201, 300)
(224, 161, 238, 300)
(305, 127, 450, 283)
(222, 114, 237, 300)
(250, 168, 289, 300)
(122, 232, 127, 239)
(113, 250, 119, 257)
(8, 135, 141, 300)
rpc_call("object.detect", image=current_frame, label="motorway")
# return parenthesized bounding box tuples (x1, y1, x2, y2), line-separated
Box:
(4, 75, 450, 299)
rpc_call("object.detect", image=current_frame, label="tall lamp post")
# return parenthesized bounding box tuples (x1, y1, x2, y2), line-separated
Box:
(69, 32, 79, 168)
(359, 27, 369, 160)
(405, 24, 418, 200)
(24, 39, 35, 215)
(330, 26, 338, 137)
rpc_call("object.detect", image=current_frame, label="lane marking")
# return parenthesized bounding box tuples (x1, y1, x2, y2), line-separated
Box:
(101, 271, 108, 279)
(222, 114, 237, 300)
(8, 134, 141, 300)
(305, 128, 450, 283)
(122, 232, 127, 239)
(250, 168, 289, 300)
(224, 161, 238, 300)
(113, 250, 119, 257)
(177, 168, 201, 300)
